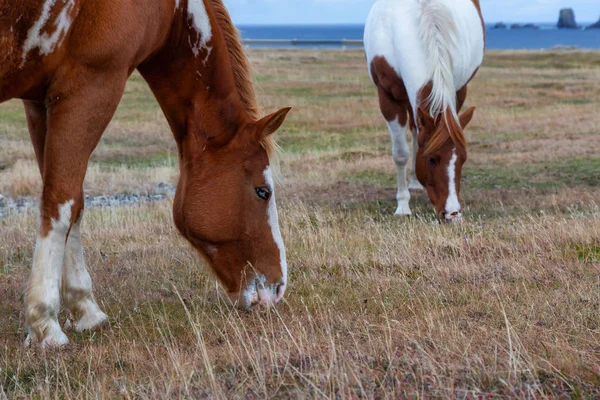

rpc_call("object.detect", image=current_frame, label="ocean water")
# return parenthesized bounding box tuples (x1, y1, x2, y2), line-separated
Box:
(237, 24, 600, 50)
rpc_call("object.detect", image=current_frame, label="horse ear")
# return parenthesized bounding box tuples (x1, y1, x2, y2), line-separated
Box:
(417, 107, 434, 131)
(459, 106, 476, 129)
(256, 107, 292, 138)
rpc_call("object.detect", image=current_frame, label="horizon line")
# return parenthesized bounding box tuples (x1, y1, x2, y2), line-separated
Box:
(235, 21, 598, 27)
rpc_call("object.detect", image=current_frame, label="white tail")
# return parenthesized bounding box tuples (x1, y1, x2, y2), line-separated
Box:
(418, 0, 460, 121)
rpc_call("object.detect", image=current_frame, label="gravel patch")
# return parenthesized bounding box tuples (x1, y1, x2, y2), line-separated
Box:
(0, 183, 176, 219)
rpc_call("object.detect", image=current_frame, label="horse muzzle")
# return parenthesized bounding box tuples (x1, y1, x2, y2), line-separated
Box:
(440, 210, 463, 224)
(229, 275, 286, 311)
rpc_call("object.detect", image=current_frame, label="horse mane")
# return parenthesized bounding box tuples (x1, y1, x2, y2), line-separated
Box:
(419, 0, 459, 119)
(418, 0, 466, 155)
(209, 0, 277, 158)
(424, 108, 467, 155)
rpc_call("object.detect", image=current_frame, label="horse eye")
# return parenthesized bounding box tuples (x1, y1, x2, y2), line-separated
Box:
(255, 187, 271, 201)
(428, 157, 438, 166)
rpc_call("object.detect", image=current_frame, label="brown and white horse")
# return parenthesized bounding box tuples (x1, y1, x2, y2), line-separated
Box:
(365, 0, 485, 222)
(0, 0, 291, 347)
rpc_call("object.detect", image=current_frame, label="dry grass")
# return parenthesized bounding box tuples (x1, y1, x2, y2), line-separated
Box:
(1, 49, 599, 398)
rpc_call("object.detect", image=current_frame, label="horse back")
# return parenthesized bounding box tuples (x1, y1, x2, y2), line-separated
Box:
(365, 0, 484, 108)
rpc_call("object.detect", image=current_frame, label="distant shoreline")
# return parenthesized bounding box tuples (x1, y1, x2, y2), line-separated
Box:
(237, 24, 600, 50)
(236, 22, 597, 29)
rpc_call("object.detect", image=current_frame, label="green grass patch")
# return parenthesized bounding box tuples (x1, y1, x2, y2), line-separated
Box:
(465, 157, 600, 190)
(279, 127, 389, 153)
(560, 99, 593, 105)
(91, 150, 177, 170)
(573, 242, 600, 263)
(344, 170, 394, 187)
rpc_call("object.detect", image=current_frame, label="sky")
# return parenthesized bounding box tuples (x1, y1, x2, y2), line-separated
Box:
(223, 0, 600, 25)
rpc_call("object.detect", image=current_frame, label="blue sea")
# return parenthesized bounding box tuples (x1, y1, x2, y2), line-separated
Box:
(237, 23, 600, 50)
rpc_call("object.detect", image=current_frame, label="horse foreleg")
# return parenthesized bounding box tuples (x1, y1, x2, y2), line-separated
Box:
(377, 86, 412, 216)
(25, 70, 127, 347)
(61, 212, 108, 332)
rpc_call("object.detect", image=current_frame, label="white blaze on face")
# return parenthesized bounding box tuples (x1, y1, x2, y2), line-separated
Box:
(445, 148, 461, 217)
(187, 0, 212, 58)
(263, 167, 288, 287)
(22, 0, 76, 63)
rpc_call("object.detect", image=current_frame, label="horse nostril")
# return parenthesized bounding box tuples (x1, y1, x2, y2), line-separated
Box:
(276, 282, 285, 297)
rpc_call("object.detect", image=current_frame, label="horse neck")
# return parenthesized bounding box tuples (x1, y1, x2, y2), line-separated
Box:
(138, 0, 249, 160)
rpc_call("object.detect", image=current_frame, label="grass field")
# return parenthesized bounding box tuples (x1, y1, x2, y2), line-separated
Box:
(1, 49, 599, 398)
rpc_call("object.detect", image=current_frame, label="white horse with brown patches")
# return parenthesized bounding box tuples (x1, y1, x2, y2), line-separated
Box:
(365, 0, 485, 222)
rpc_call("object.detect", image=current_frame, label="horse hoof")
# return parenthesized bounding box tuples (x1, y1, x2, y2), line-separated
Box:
(74, 311, 109, 332)
(409, 180, 424, 191)
(394, 205, 412, 216)
(25, 323, 69, 348)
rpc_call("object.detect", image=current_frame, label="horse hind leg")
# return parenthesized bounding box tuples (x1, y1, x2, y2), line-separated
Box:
(25, 70, 126, 346)
(377, 86, 412, 216)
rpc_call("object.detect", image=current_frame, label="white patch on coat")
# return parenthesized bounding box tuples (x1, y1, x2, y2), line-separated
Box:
(263, 167, 288, 288)
(174, 0, 180, 10)
(26, 200, 74, 347)
(445, 148, 461, 215)
(187, 0, 212, 58)
(22, 0, 77, 64)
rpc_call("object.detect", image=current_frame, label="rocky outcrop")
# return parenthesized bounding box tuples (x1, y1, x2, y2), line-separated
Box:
(557, 8, 578, 29)
(493, 22, 507, 29)
(586, 17, 600, 30)
(508, 23, 539, 30)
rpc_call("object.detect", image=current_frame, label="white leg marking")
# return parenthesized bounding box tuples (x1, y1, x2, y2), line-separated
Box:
(263, 167, 288, 290)
(409, 129, 424, 191)
(387, 118, 412, 216)
(62, 215, 108, 332)
(445, 148, 461, 219)
(26, 200, 74, 347)
(22, 0, 76, 63)
(187, 0, 212, 58)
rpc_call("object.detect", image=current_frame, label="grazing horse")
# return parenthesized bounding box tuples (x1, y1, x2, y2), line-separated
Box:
(0, 0, 291, 347)
(365, 0, 484, 222)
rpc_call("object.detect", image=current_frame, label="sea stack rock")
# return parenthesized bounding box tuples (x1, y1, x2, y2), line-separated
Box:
(557, 8, 578, 29)
(586, 17, 600, 30)
(493, 22, 507, 29)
